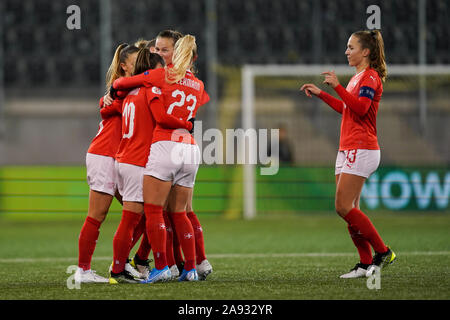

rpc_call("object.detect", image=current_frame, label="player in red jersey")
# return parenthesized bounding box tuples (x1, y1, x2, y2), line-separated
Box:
(301, 30, 396, 279)
(115, 30, 213, 281)
(156, 30, 213, 280)
(74, 43, 139, 283)
(112, 34, 210, 282)
(108, 49, 193, 284)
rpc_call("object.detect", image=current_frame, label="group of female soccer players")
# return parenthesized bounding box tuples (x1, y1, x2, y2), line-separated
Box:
(75, 30, 212, 284)
(74, 27, 396, 284)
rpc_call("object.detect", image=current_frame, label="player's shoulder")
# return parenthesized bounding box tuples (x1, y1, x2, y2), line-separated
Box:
(363, 68, 381, 87)
(365, 68, 380, 80)
(144, 67, 165, 78)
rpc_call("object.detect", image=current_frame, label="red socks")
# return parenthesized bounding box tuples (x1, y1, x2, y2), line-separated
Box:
(78, 216, 102, 271)
(187, 211, 207, 264)
(130, 215, 151, 261)
(347, 224, 373, 265)
(344, 208, 388, 254)
(144, 203, 167, 270)
(112, 210, 142, 273)
(170, 211, 196, 271)
(163, 211, 176, 267)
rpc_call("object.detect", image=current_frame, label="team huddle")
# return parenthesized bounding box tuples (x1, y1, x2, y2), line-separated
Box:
(73, 28, 396, 285)
(75, 30, 212, 284)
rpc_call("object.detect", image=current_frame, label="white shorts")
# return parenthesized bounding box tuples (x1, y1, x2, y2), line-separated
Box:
(335, 149, 380, 178)
(115, 161, 144, 202)
(86, 153, 118, 196)
(144, 141, 201, 188)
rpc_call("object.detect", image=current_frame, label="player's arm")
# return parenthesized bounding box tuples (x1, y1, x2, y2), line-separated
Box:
(318, 90, 344, 114)
(199, 89, 210, 108)
(149, 98, 192, 131)
(334, 83, 374, 117)
(100, 99, 123, 119)
(112, 69, 160, 91)
(98, 96, 105, 108)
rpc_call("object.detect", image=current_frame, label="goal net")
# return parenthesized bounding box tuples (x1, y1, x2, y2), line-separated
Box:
(240, 64, 450, 219)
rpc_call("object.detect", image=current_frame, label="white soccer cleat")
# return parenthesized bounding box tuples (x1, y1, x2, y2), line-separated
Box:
(196, 259, 213, 281)
(339, 263, 369, 279)
(74, 267, 109, 283)
(125, 262, 143, 279)
(169, 264, 180, 280)
(108, 261, 143, 279)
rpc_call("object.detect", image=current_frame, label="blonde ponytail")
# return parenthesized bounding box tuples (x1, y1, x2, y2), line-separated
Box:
(105, 43, 127, 92)
(166, 35, 197, 84)
(105, 43, 140, 92)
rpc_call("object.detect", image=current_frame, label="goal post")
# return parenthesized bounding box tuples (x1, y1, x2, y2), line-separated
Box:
(241, 64, 450, 220)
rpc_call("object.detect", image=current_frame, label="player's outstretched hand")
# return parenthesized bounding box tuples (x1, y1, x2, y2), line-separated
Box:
(300, 83, 321, 98)
(321, 70, 340, 88)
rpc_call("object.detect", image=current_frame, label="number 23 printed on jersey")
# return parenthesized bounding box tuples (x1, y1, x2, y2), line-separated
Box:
(167, 89, 197, 120)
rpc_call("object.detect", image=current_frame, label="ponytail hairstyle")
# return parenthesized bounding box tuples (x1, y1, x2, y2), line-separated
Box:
(166, 34, 197, 84)
(134, 38, 150, 50)
(105, 43, 140, 92)
(133, 48, 165, 75)
(353, 29, 387, 82)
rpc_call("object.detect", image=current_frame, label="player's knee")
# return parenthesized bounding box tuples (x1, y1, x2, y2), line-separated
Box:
(335, 198, 351, 218)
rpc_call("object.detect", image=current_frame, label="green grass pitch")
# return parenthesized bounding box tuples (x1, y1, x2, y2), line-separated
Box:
(0, 212, 449, 300)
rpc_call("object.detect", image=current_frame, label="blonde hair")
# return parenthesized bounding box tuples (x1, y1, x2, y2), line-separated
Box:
(166, 34, 197, 84)
(105, 43, 139, 92)
(353, 30, 387, 82)
(134, 38, 150, 50)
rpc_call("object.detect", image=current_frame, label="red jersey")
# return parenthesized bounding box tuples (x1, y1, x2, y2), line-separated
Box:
(113, 66, 210, 145)
(114, 85, 193, 167)
(318, 67, 382, 150)
(114, 87, 157, 167)
(87, 97, 122, 158)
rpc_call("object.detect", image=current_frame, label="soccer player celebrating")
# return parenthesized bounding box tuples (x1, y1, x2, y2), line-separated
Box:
(108, 49, 193, 284)
(300, 30, 396, 278)
(74, 43, 139, 283)
(113, 34, 210, 282)
(155, 30, 213, 281)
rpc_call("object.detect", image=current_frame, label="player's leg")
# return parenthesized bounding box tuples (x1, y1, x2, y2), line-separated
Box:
(77, 153, 117, 283)
(128, 214, 152, 279)
(110, 201, 143, 283)
(337, 173, 395, 277)
(140, 175, 173, 283)
(110, 163, 146, 283)
(186, 191, 212, 280)
(168, 184, 198, 281)
(166, 188, 185, 276)
(76, 189, 112, 283)
(336, 173, 374, 278)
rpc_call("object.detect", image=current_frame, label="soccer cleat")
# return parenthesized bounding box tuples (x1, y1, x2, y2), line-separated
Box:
(169, 264, 180, 280)
(140, 266, 172, 284)
(109, 269, 141, 284)
(339, 263, 370, 279)
(179, 268, 199, 282)
(108, 260, 142, 279)
(196, 259, 213, 281)
(74, 267, 109, 283)
(366, 246, 397, 277)
(130, 255, 152, 279)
